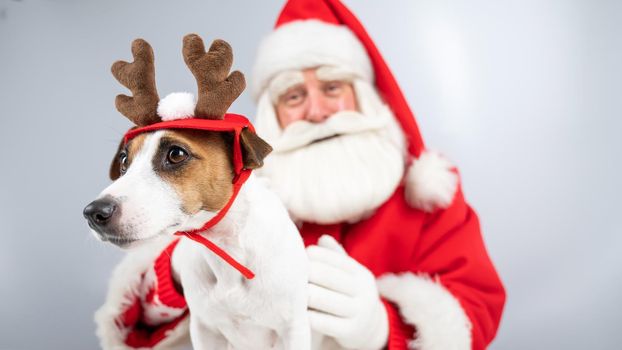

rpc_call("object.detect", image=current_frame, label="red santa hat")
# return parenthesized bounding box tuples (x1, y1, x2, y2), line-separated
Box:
(251, 0, 459, 212)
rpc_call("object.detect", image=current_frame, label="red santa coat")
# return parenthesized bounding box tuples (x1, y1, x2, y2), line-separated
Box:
(95, 182, 505, 350)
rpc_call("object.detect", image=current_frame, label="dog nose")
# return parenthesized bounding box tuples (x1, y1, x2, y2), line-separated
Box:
(83, 197, 118, 227)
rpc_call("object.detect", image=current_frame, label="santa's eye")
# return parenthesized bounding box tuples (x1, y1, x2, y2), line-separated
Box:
(287, 92, 302, 101)
(324, 81, 344, 96)
(281, 87, 306, 107)
(167, 146, 189, 164)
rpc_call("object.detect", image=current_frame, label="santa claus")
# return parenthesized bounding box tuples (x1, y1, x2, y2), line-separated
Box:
(95, 0, 505, 349)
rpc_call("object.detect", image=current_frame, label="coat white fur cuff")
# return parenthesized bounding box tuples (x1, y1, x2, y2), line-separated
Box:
(94, 238, 190, 349)
(377, 273, 472, 350)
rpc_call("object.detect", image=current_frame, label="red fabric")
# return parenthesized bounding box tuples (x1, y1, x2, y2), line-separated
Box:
(305, 187, 506, 349)
(153, 239, 187, 308)
(124, 310, 188, 349)
(300, 222, 343, 246)
(275, 0, 425, 157)
(413, 191, 506, 350)
(118, 295, 142, 330)
(382, 299, 415, 350)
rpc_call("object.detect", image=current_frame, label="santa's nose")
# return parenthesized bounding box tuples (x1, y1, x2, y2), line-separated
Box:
(305, 93, 332, 123)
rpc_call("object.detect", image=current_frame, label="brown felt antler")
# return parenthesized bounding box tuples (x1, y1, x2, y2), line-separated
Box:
(111, 39, 160, 126)
(183, 34, 246, 119)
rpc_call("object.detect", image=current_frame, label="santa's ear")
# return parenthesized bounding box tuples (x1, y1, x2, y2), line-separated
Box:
(109, 136, 125, 181)
(239, 127, 272, 169)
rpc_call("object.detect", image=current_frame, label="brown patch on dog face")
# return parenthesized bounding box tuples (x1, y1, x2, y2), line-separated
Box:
(154, 130, 234, 214)
(126, 134, 149, 162)
(109, 138, 125, 180)
(109, 132, 148, 180)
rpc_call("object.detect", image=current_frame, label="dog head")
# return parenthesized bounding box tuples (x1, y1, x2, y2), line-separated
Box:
(84, 127, 270, 248)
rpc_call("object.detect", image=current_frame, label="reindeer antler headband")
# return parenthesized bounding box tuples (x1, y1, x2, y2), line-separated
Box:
(111, 34, 246, 125)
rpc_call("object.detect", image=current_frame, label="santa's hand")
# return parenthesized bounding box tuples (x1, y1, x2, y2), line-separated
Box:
(306, 235, 388, 350)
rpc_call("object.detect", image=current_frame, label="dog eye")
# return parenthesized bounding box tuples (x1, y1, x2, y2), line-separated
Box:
(167, 146, 189, 164)
(119, 152, 128, 174)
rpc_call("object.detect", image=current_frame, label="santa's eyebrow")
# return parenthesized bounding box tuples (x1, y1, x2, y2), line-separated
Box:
(268, 70, 305, 103)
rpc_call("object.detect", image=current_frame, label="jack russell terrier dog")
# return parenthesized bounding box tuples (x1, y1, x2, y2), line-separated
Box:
(84, 35, 310, 349)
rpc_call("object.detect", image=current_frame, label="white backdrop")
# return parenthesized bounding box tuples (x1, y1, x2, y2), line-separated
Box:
(0, 0, 620, 349)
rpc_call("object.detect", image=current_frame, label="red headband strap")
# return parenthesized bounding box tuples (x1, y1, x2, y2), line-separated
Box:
(175, 168, 254, 279)
(123, 114, 254, 176)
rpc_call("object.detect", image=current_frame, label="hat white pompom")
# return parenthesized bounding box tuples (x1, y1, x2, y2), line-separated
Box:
(157, 92, 196, 121)
(404, 151, 459, 212)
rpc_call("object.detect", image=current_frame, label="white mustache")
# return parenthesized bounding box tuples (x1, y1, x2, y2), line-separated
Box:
(271, 110, 391, 153)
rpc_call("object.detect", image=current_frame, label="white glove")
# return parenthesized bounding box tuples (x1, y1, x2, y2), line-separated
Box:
(306, 235, 389, 350)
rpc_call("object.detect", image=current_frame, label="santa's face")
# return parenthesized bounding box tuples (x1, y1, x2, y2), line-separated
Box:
(275, 69, 358, 127)
(256, 67, 406, 225)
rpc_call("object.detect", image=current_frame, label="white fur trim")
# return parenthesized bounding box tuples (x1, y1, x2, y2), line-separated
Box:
(94, 237, 190, 349)
(251, 19, 373, 101)
(377, 273, 472, 350)
(404, 151, 459, 212)
(157, 92, 196, 121)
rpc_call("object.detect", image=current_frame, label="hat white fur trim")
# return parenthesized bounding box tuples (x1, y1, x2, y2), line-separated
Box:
(377, 273, 472, 350)
(251, 19, 373, 101)
(404, 151, 459, 212)
(157, 92, 196, 121)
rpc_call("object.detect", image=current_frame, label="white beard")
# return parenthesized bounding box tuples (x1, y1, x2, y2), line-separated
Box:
(257, 107, 406, 224)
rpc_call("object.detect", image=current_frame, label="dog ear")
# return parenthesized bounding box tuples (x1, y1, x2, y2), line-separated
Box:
(109, 136, 125, 181)
(240, 128, 272, 169)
